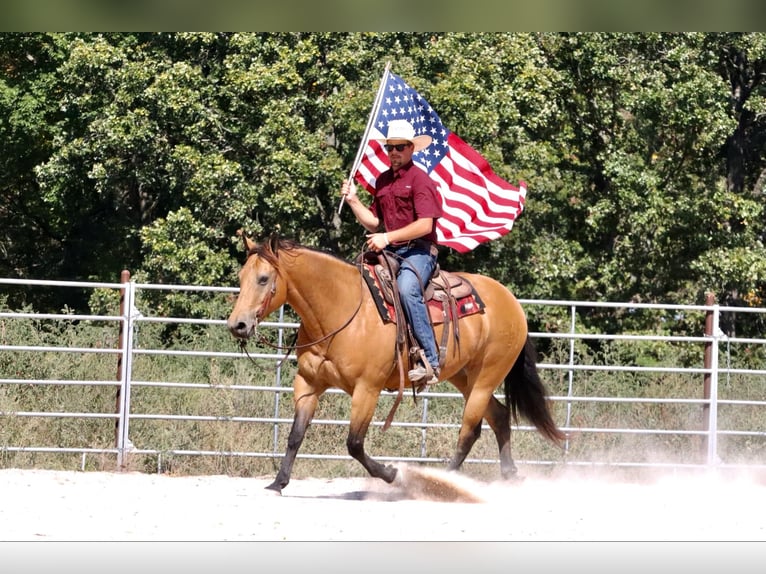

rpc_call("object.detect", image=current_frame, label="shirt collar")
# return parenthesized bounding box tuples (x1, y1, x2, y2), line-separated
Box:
(392, 160, 415, 178)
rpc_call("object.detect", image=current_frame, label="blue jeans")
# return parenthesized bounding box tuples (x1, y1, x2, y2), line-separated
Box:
(390, 244, 439, 370)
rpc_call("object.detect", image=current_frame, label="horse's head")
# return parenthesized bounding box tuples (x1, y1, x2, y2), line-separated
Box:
(227, 233, 287, 340)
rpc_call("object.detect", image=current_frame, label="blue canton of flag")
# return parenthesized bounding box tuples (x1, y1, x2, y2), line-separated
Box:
(375, 74, 449, 172)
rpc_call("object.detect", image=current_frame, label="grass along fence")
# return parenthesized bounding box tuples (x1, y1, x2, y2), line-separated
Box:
(1, 276, 765, 481)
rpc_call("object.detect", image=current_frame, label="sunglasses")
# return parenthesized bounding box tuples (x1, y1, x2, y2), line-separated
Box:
(384, 143, 412, 152)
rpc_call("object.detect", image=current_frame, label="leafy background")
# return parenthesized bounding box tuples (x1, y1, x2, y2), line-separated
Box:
(2, 33, 766, 340)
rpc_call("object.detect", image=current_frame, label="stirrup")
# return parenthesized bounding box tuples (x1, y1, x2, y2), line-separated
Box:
(408, 364, 439, 392)
(407, 363, 432, 382)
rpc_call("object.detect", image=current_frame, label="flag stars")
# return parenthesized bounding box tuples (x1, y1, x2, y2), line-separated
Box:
(416, 157, 433, 169)
(374, 75, 452, 157)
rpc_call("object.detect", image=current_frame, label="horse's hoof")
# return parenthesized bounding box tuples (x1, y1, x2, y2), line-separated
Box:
(391, 464, 407, 486)
(264, 484, 283, 496)
(503, 473, 525, 484)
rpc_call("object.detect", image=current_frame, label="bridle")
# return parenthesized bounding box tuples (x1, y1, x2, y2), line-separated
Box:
(237, 243, 411, 430)
(255, 277, 277, 322)
(238, 253, 366, 360)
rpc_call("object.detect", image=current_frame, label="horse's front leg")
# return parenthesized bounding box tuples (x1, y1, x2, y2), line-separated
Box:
(266, 374, 319, 494)
(346, 384, 397, 483)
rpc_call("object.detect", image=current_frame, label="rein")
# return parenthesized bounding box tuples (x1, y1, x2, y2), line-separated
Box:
(244, 290, 364, 354)
(238, 248, 368, 361)
(237, 242, 416, 431)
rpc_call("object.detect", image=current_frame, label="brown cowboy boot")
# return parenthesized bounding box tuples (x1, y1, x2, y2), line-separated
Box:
(408, 363, 439, 391)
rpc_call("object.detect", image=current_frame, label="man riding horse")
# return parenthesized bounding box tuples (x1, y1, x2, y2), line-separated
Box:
(341, 119, 442, 391)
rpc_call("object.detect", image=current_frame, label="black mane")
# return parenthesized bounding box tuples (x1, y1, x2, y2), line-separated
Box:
(249, 233, 356, 268)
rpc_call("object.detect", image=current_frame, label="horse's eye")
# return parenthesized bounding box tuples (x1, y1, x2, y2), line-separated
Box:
(257, 274, 270, 286)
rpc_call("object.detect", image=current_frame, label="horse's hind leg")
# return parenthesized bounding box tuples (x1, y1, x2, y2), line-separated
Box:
(445, 382, 494, 473)
(446, 419, 482, 472)
(446, 392, 519, 480)
(266, 374, 319, 494)
(483, 395, 519, 480)
(346, 385, 397, 483)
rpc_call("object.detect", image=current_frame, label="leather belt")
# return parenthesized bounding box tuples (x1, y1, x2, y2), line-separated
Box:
(393, 238, 437, 256)
(409, 238, 433, 251)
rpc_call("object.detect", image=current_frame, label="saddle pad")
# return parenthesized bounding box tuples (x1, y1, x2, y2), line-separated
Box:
(361, 264, 485, 325)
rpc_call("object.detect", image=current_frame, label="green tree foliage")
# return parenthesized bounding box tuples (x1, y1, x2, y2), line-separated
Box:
(2, 33, 766, 337)
(0, 33, 71, 309)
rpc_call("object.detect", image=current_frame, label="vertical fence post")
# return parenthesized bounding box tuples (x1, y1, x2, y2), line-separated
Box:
(115, 272, 135, 470)
(114, 270, 129, 458)
(702, 292, 720, 466)
(419, 397, 429, 458)
(563, 303, 577, 457)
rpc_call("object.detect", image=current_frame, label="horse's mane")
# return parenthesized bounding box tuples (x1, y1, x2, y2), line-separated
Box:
(248, 233, 356, 268)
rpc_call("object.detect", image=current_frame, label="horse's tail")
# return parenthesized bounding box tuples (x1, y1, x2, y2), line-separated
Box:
(505, 336, 566, 446)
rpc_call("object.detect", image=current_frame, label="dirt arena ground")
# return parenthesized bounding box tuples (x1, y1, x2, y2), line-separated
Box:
(1, 464, 765, 542)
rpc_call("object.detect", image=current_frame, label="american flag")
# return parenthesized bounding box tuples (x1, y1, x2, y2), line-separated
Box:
(353, 71, 526, 253)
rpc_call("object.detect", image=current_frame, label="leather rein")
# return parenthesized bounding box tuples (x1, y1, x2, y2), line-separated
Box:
(237, 246, 410, 431)
(239, 274, 364, 357)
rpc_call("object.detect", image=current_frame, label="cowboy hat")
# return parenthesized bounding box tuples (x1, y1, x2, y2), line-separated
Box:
(377, 119, 432, 153)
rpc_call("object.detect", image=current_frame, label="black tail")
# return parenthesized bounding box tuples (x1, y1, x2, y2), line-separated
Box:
(505, 336, 566, 446)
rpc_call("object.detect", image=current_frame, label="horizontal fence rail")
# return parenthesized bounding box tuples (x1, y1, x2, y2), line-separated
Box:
(1, 275, 765, 478)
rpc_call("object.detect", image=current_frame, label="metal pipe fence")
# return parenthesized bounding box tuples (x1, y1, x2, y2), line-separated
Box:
(1, 275, 765, 475)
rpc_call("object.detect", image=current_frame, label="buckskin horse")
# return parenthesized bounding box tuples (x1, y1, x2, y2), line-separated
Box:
(227, 233, 565, 494)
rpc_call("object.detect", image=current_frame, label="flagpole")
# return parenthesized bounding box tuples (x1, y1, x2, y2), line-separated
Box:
(337, 61, 391, 214)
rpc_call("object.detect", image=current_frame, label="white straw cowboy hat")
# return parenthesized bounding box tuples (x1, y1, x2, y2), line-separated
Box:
(377, 119, 432, 153)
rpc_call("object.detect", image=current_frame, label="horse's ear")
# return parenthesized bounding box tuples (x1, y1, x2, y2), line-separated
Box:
(237, 229, 257, 253)
(268, 233, 281, 253)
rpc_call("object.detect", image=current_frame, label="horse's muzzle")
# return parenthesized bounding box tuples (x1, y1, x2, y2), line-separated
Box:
(227, 316, 257, 339)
